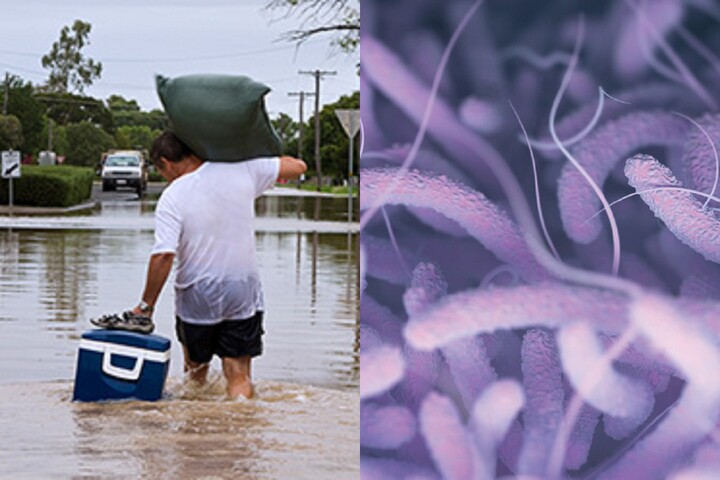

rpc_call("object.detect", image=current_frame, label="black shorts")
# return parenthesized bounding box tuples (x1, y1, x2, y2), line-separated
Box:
(175, 311, 265, 364)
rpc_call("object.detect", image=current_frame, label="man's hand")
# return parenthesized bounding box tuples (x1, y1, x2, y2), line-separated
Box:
(130, 303, 154, 318)
(278, 156, 307, 180)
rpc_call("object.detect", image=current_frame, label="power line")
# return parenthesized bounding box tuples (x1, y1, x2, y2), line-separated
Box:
(90, 82, 155, 91)
(103, 41, 327, 63)
(0, 50, 37, 59)
(0, 39, 327, 64)
(263, 76, 305, 84)
(333, 79, 360, 89)
(35, 96, 105, 106)
(0, 63, 46, 78)
(91, 76, 303, 93)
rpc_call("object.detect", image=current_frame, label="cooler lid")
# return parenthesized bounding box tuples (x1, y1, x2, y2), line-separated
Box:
(81, 330, 171, 352)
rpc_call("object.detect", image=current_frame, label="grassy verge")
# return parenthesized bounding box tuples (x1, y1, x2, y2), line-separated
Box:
(278, 182, 359, 195)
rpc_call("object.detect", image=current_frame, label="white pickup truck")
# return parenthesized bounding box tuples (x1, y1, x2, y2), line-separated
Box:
(101, 150, 148, 195)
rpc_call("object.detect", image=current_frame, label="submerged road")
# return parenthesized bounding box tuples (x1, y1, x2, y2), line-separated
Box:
(0, 184, 359, 233)
(0, 215, 358, 233)
(91, 182, 346, 201)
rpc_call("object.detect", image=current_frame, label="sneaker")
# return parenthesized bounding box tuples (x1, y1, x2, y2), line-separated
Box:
(90, 311, 155, 334)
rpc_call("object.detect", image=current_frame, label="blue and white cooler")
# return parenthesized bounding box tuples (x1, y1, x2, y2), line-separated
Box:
(73, 330, 171, 402)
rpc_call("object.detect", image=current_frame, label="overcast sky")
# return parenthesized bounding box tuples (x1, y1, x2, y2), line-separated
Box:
(0, 0, 359, 120)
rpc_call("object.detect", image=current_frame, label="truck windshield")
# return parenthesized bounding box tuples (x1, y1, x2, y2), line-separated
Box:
(106, 156, 140, 167)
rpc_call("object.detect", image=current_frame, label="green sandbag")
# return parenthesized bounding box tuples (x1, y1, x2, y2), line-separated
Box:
(156, 74, 282, 162)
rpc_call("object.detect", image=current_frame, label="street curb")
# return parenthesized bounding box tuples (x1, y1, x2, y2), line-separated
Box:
(0, 201, 99, 216)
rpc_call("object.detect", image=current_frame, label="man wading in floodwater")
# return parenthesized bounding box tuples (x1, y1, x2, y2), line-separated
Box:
(94, 132, 306, 399)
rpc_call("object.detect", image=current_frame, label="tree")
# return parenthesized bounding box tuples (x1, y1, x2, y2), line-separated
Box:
(300, 91, 359, 183)
(143, 109, 169, 131)
(41, 19, 102, 94)
(106, 94, 168, 130)
(65, 121, 115, 167)
(266, 0, 359, 53)
(5, 75, 45, 155)
(107, 94, 141, 129)
(107, 94, 140, 112)
(37, 92, 115, 133)
(0, 115, 23, 150)
(115, 125, 161, 152)
(271, 113, 299, 153)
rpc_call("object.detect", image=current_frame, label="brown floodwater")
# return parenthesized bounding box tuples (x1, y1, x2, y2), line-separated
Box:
(0, 380, 358, 479)
(0, 196, 359, 479)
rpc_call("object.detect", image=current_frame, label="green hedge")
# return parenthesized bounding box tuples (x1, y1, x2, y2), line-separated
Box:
(0, 165, 95, 207)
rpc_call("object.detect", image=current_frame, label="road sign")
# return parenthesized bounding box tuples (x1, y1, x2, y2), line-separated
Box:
(2, 150, 21, 179)
(335, 109, 360, 138)
(334, 109, 360, 224)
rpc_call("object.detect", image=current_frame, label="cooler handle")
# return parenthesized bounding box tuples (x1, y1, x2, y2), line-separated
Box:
(102, 346, 144, 381)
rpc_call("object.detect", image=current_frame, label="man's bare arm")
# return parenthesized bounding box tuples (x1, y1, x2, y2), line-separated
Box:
(278, 155, 307, 180)
(131, 252, 175, 316)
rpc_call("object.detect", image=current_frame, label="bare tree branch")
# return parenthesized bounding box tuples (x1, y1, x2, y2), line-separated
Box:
(285, 24, 359, 41)
(265, 0, 359, 53)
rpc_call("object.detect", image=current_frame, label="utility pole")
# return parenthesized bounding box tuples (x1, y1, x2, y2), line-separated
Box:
(287, 90, 315, 185)
(300, 69, 336, 191)
(3, 73, 11, 218)
(48, 119, 53, 151)
(3, 72, 8, 115)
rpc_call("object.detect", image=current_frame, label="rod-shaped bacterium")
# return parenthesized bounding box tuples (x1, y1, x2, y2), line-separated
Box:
(625, 153, 720, 264)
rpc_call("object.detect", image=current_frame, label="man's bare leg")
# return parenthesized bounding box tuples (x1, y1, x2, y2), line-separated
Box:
(182, 345, 209, 384)
(222, 356, 253, 399)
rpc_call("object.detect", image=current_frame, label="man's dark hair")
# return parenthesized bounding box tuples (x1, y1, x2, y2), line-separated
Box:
(150, 131, 195, 166)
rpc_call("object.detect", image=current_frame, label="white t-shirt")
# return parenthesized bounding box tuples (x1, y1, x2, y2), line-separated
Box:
(151, 158, 280, 324)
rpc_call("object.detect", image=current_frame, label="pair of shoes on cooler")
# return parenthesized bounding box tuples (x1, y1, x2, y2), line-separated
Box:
(90, 311, 155, 334)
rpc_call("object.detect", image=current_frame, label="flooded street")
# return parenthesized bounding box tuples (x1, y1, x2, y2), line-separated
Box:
(0, 380, 357, 479)
(0, 193, 359, 479)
